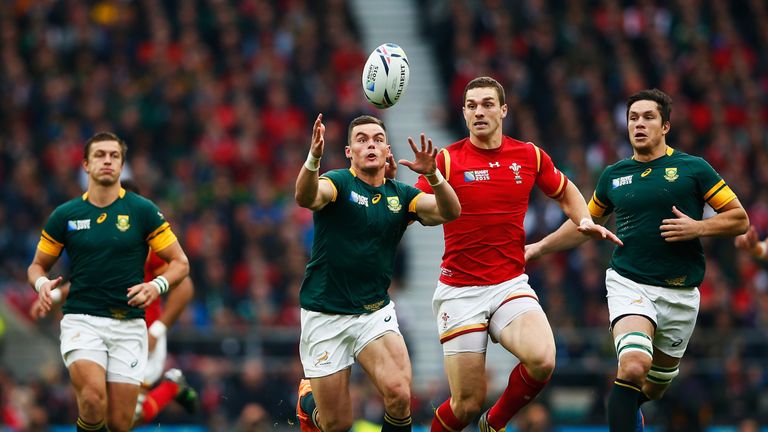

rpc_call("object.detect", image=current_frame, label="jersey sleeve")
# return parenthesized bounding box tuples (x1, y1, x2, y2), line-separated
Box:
(589, 166, 614, 218)
(142, 198, 178, 253)
(403, 184, 426, 218)
(37, 206, 66, 256)
(533, 144, 568, 199)
(414, 149, 449, 193)
(694, 157, 737, 211)
(319, 169, 348, 205)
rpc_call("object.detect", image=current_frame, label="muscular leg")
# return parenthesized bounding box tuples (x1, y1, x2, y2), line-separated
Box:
(642, 348, 680, 402)
(106, 381, 140, 432)
(484, 310, 554, 429)
(69, 360, 108, 431)
(310, 368, 353, 432)
(609, 315, 655, 432)
(358, 332, 413, 432)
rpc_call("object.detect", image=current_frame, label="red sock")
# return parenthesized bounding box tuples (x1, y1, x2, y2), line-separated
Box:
(431, 399, 468, 432)
(487, 364, 549, 429)
(141, 381, 180, 424)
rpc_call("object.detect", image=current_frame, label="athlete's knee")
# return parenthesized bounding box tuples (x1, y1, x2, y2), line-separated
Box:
(521, 349, 556, 381)
(380, 378, 411, 417)
(320, 414, 354, 432)
(644, 363, 679, 399)
(450, 393, 484, 421)
(77, 387, 107, 418)
(614, 332, 653, 382)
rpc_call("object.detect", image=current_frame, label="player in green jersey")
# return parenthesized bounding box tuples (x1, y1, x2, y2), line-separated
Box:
(294, 114, 461, 432)
(525, 89, 748, 432)
(26, 132, 190, 432)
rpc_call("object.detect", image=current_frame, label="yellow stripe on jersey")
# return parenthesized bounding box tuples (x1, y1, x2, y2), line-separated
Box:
(37, 230, 64, 256)
(146, 222, 178, 252)
(408, 192, 425, 213)
(531, 143, 542, 173)
(707, 185, 737, 210)
(440, 148, 451, 180)
(319, 177, 338, 202)
(547, 172, 566, 198)
(703, 179, 725, 201)
(588, 193, 608, 217)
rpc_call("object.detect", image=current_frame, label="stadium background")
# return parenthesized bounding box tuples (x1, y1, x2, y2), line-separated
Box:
(1, 0, 768, 431)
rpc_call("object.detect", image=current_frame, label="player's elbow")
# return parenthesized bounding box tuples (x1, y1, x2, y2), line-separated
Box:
(442, 202, 461, 222)
(735, 209, 750, 235)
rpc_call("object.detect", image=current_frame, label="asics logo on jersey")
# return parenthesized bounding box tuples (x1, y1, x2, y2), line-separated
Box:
(67, 220, 91, 231)
(384, 315, 392, 322)
(671, 338, 684, 347)
(130, 359, 138, 368)
(96, 213, 107, 224)
(641, 168, 652, 177)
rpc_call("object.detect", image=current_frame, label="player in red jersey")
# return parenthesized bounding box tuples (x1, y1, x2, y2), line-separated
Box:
(414, 77, 621, 432)
(30, 180, 198, 426)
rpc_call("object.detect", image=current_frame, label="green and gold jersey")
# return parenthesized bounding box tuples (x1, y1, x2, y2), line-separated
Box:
(37, 188, 178, 319)
(300, 168, 425, 314)
(588, 147, 736, 288)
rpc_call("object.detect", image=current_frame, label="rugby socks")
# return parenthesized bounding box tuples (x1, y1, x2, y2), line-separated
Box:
(431, 399, 468, 432)
(140, 380, 180, 423)
(382, 412, 412, 432)
(608, 379, 643, 432)
(487, 363, 549, 430)
(299, 390, 321, 429)
(76, 417, 107, 431)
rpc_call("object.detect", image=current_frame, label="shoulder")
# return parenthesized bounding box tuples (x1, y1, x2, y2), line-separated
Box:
(320, 168, 351, 182)
(123, 191, 159, 210)
(53, 195, 86, 215)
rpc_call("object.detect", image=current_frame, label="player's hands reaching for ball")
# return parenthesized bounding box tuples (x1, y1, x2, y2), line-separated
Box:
(577, 218, 623, 246)
(660, 206, 702, 242)
(399, 134, 438, 175)
(127, 282, 161, 309)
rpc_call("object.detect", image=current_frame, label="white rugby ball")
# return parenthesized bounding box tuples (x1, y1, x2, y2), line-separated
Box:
(361, 43, 410, 109)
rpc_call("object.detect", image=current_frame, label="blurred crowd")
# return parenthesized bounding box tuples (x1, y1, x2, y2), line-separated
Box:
(1, 0, 767, 430)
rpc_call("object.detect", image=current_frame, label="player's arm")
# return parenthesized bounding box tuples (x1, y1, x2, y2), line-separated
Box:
(296, 113, 335, 211)
(556, 182, 621, 242)
(30, 281, 70, 319)
(127, 241, 190, 308)
(27, 249, 64, 317)
(661, 199, 749, 242)
(735, 226, 768, 259)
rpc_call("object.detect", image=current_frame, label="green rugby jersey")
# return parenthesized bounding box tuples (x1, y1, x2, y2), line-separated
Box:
(37, 188, 178, 319)
(588, 147, 736, 288)
(300, 168, 425, 314)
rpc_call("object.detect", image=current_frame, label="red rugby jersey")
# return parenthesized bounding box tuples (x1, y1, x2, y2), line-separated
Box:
(416, 136, 568, 286)
(143, 250, 166, 325)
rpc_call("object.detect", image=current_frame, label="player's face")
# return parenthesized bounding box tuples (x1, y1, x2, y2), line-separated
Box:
(627, 100, 669, 154)
(346, 123, 391, 172)
(84, 140, 123, 186)
(463, 87, 508, 139)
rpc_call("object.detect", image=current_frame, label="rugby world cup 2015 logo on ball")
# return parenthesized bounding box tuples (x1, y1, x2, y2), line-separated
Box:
(362, 43, 410, 109)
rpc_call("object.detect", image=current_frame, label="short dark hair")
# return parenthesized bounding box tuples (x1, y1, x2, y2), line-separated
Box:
(626, 89, 673, 125)
(463, 76, 506, 106)
(84, 132, 128, 163)
(347, 115, 386, 144)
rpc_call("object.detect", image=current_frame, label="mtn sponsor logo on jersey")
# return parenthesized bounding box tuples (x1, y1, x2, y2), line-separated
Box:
(116, 215, 130, 232)
(67, 219, 91, 231)
(349, 191, 369, 207)
(664, 168, 679, 182)
(386, 196, 402, 213)
(464, 170, 490, 182)
(611, 175, 633, 189)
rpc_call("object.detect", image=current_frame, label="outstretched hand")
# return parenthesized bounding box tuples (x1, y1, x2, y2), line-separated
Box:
(399, 134, 438, 175)
(309, 113, 325, 159)
(660, 206, 702, 242)
(576, 219, 623, 246)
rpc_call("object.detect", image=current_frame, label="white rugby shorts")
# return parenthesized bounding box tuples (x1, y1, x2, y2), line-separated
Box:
(60, 314, 148, 385)
(300, 301, 401, 378)
(606, 268, 700, 358)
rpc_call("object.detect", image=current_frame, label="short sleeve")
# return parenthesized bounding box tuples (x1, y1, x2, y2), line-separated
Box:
(695, 158, 736, 211)
(143, 199, 178, 252)
(38, 207, 66, 256)
(533, 144, 568, 199)
(319, 169, 348, 205)
(589, 167, 614, 218)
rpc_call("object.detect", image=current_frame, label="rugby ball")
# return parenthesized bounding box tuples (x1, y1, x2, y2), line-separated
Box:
(361, 43, 410, 109)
